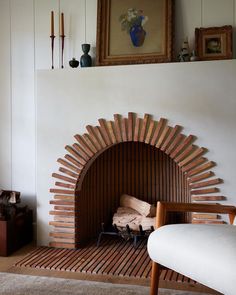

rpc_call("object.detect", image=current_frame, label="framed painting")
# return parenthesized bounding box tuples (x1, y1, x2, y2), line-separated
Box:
(96, 0, 174, 66)
(195, 25, 232, 61)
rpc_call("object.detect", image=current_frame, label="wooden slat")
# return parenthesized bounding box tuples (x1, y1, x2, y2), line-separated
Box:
(170, 135, 194, 158)
(51, 237, 76, 244)
(139, 114, 151, 142)
(190, 178, 222, 189)
(50, 211, 75, 216)
(52, 173, 77, 184)
(188, 162, 215, 177)
(53, 216, 76, 222)
(50, 200, 75, 206)
(49, 242, 77, 248)
(145, 119, 155, 144)
(50, 231, 75, 238)
(50, 188, 75, 195)
(74, 135, 94, 157)
(150, 118, 167, 146)
(58, 167, 78, 179)
(192, 195, 225, 201)
(192, 213, 218, 219)
(86, 125, 102, 150)
(55, 182, 75, 190)
(83, 134, 98, 153)
(57, 158, 81, 174)
(113, 114, 123, 143)
(72, 143, 90, 161)
(128, 112, 135, 141)
(191, 187, 219, 195)
(156, 126, 171, 149)
(189, 171, 215, 183)
(160, 125, 181, 152)
(53, 195, 75, 201)
(65, 145, 86, 165)
(53, 227, 76, 233)
(49, 221, 76, 227)
(174, 145, 195, 163)
(93, 126, 107, 148)
(192, 220, 225, 224)
(165, 134, 184, 155)
(54, 206, 75, 211)
(134, 117, 141, 141)
(121, 117, 128, 142)
(64, 154, 83, 169)
(179, 147, 206, 167)
(182, 157, 207, 173)
(106, 121, 117, 144)
(98, 119, 112, 145)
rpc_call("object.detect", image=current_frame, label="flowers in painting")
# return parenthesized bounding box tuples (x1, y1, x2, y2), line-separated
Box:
(119, 8, 148, 34)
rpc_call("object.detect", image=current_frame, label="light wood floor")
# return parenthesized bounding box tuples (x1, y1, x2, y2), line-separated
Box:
(0, 242, 221, 294)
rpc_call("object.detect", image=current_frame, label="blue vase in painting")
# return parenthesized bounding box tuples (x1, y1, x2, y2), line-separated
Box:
(129, 24, 146, 47)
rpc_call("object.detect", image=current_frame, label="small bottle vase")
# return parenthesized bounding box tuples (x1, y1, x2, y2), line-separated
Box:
(80, 43, 92, 67)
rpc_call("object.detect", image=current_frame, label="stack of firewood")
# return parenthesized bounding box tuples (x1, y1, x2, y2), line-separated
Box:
(112, 194, 156, 231)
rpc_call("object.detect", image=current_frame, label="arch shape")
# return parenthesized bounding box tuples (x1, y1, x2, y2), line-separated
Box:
(49, 113, 224, 248)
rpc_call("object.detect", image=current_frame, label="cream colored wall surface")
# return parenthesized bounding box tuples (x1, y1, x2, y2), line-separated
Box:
(37, 60, 236, 245)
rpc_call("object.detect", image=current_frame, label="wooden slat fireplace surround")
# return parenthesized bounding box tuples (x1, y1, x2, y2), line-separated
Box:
(49, 113, 224, 249)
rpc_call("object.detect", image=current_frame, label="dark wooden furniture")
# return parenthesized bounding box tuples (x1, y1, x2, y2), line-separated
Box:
(0, 209, 33, 256)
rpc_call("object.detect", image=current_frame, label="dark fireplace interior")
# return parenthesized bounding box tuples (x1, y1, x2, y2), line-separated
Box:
(77, 142, 190, 245)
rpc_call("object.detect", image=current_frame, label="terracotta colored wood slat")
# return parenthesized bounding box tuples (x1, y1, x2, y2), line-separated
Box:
(113, 114, 123, 142)
(145, 119, 155, 144)
(93, 126, 107, 148)
(15, 247, 47, 267)
(74, 135, 94, 157)
(134, 117, 141, 141)
(64, 154, 83, 169)
(188, 162, 215, 177)
(192, 220, 225, 224)
(55, 182, 75, 189)
(134, 251, 151, 278)
(191, 195, 225, 201)
(57, 158, 81, 174)
(50, 188, 75, 195)
(190, 178, 222, 189)
(182, 157, 207, 173)
(65, 145, 87, 165)
(53, 195, 75, 201)
(53, 227, 75, 233)
(54, 206, 75, 211)
(58, 167, 79, 179)
(165, 134, 185, 155)
(174, 145, 195, 163)
(121, 117, 128, 142)
(85, 125, 102, 150)
(139, 114, 151, 142)
(28, 248, 54, 268)
(160, 125, 181, 152)
(156, 126, 171, 149)
(191, 187, 219, 195)
(72, 143, 90, 161)
(43, 248, 70, 270)
(189, 171, 215, 183)
(49, 211, 75, 216)
(53, 216, 76, 222)
(49, 242, 77, 248)
(49, 221, 76, 227)
(179, 147, 206, 167)
(150, 118, 167, 146)
(106, 121, 117, 144)
(192, 213, 218, 219)
(54, 248, 87, 271)
(83, 134, 98, 153)
(51, 237, 76, 243)
(170, 134, 195, 158)
(98, 119, 112, 145)
(128, 112, 135, 141)
(50, 200, 75, 206)
(52, 173, 77, 184)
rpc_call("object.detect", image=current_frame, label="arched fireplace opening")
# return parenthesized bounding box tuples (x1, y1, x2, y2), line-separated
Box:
(77, 141, 190, 245)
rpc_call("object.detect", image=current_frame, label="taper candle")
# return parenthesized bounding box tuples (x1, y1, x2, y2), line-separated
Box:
(51, 11, 54, 36)
(60, 13, 64, 36)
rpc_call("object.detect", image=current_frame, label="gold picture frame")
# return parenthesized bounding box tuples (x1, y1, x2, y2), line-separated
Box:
(195, 25, 233, 61)
(96, 0, 174, 66)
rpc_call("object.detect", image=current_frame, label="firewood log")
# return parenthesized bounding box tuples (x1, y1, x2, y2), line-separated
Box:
(120, 194, 156, 217)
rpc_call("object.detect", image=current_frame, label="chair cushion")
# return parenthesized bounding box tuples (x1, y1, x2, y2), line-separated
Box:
(147, 224, 236, 295)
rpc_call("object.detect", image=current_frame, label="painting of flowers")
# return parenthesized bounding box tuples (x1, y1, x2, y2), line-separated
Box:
(119, 8, 148, 47)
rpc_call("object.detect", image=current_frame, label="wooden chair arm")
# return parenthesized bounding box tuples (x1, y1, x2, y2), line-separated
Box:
(155, 202, 236, 228)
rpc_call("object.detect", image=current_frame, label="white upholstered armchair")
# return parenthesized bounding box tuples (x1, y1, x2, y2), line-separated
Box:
(147, 202, 236, 295)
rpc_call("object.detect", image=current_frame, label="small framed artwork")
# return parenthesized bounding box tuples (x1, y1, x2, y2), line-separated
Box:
(195, 25, 232, 61)
(96, 0, 174, 66)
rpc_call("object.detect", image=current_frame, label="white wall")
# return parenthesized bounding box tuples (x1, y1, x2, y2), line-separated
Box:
(0, 0, 236, 240)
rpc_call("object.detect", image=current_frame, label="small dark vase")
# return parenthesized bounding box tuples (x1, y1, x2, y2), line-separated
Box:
(129, 25, 146, 47)
(69, 58, 79, 68)
(80, 43, 92, 67)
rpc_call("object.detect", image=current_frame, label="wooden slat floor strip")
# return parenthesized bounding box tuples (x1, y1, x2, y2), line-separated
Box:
(14, 237, 197, 285)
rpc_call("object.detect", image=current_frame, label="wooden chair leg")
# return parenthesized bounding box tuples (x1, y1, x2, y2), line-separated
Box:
(150, 261, 161, 295)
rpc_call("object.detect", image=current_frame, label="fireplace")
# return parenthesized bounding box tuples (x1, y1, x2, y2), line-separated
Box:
(49, 113, 224, 249)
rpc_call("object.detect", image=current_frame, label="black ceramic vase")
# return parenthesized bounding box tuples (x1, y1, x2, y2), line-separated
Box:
(80, 44, 92, 67)
(69, 58, 79, 68)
